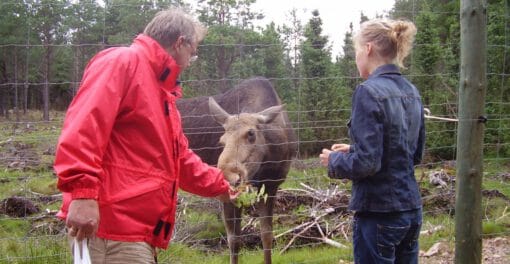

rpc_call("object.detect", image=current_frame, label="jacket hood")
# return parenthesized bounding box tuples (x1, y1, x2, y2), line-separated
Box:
(132, 34, 183, 98)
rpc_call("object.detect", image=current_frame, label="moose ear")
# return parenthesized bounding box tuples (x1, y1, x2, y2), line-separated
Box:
(257, 104, 284, 124)
(209, 97, 231, 125)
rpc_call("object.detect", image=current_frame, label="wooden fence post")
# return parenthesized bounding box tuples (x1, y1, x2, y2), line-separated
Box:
(454, 0, 487, 263)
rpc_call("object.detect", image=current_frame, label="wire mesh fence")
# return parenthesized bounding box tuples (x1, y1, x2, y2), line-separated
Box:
(0, 0, 509, 263)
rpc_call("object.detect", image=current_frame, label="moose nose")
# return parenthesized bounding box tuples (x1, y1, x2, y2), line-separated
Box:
(220, 163, 246, 187)
(226, 172, 240, 187)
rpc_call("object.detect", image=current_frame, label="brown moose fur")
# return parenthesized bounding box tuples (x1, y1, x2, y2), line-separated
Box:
(177, 77, 297, 264)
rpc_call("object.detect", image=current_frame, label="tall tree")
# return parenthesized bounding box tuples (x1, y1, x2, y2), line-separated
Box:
(258, 22, 292, 101)
(299, 9, 337, 155)
(32, 0, 69, 121)
(66, 1, 104, 98)
(485, 0, 510, 157)
(279, 8, 304, 97)
(193, 0, 264, 93)
(0, 0, 28, 119)
(333, 22, 357, 142)
(411, 5, 457, 159)
(104, 0, 162, 45)
(336, 22, 358, 90)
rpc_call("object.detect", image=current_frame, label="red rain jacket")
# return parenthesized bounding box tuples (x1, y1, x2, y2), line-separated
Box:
(54, 34, 230, 249)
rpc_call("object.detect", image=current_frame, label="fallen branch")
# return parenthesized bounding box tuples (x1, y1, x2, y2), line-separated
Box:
(315, 222, 346, 248)
(496, 206, 509, 223)
(420, 225, 444, 235)
(299, 182, 319, 193)
(275, 221, 312, 239)
(241, 217, 256, 232)
(279, 207, 340, 253)
(280, 220, 317, 254)
(28, 190, 62, 199)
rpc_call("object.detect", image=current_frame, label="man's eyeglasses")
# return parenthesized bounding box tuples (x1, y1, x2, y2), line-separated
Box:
(188, 42, 198, 63)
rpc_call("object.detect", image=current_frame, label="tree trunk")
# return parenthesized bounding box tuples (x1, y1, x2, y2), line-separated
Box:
(0, 56, 10, 119)
(42, 44, 51, 121)
(14, 47, 20, 122)
(24, 41, 29, 114)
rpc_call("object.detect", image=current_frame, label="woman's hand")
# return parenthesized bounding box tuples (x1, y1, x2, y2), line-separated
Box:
(331, 143, 350, 153)
(320, 143, 350, 167)
(319, 148, 332, 166)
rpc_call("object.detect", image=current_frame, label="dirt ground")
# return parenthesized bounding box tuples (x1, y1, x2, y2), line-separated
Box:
(419, 236, 510, 264)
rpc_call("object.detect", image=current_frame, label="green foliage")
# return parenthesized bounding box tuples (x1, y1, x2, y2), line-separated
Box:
(0, 144, 509, 262)
(181, 210, 226, 240)
(281, 160, 338, 190)
(159, 243, 227, 263)
(0, 0, 510, 261)
(27, 172, 59, 195)
(297, 10, 342, 155)
(0, 0, 507, 162)
(196, 0, 262, 28)
(234, 184, 267, 208)
(0, 236, 70, 263)
(420, 214, 455, 250)
(482, 221, 506, 236)
(484, 0, 510, 158)
(105, 0, 164, 45)
(0, 219, 30, 238)
(483, 179, 510, 198)
(160, 243, 351, 264)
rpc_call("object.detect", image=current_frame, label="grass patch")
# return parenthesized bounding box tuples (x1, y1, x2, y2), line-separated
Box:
(1, 111, 510, 263)
(420, 214, 455, 250)
(159, 243, 351, 264)
(482, 221, 506, 236)
(483, 178, 510, 198)
(0, 219, 30, 238)
(0, 235, 70, 264)
(181, 210, 226, 240)
(0, 171, 58, 200)
(26, 172, 59, 195)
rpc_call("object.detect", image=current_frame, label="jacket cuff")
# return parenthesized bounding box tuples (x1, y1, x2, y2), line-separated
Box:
(328, 163, 340, 179)
(328, 152, 344, 179)
(71, 188, 99, 200)
(208, 179, 230, 197)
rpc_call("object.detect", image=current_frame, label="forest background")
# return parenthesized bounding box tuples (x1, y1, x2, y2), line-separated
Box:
(0, 0, 507, 159)
(0, 0, 509, 262)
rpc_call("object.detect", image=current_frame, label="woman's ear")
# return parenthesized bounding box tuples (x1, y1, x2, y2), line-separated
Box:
(366, 43, 373, 56)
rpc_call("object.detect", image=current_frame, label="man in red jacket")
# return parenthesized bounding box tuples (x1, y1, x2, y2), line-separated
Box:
(54, 7, 236, 263)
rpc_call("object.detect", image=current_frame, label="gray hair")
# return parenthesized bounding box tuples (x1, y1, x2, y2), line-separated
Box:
(143, 7, 207, 49)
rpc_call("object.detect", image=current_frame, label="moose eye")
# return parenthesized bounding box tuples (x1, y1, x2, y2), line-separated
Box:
(246, 129, 256, 143)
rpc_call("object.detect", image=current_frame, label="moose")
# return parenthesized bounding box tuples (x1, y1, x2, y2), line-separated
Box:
(177, 77, 297, 264)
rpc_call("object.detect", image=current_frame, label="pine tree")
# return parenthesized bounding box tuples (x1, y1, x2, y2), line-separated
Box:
(299, 9, 337, 155)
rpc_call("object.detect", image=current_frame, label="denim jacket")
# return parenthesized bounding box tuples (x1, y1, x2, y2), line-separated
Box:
(328, 64, 425, 212)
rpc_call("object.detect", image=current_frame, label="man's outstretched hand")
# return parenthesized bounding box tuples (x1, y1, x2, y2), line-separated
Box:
(215, 187, 240, 204)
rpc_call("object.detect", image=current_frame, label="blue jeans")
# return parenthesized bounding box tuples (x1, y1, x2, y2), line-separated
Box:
(352, 208, 422, 264)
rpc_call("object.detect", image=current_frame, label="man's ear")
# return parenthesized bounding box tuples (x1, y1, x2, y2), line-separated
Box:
(174, 36, 185, 50)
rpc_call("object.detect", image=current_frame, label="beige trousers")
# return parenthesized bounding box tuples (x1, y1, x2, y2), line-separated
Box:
(69, 234, 157, 264)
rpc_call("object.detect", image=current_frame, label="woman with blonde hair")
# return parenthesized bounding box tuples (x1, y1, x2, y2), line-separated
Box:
(320, 19, 425, 263)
